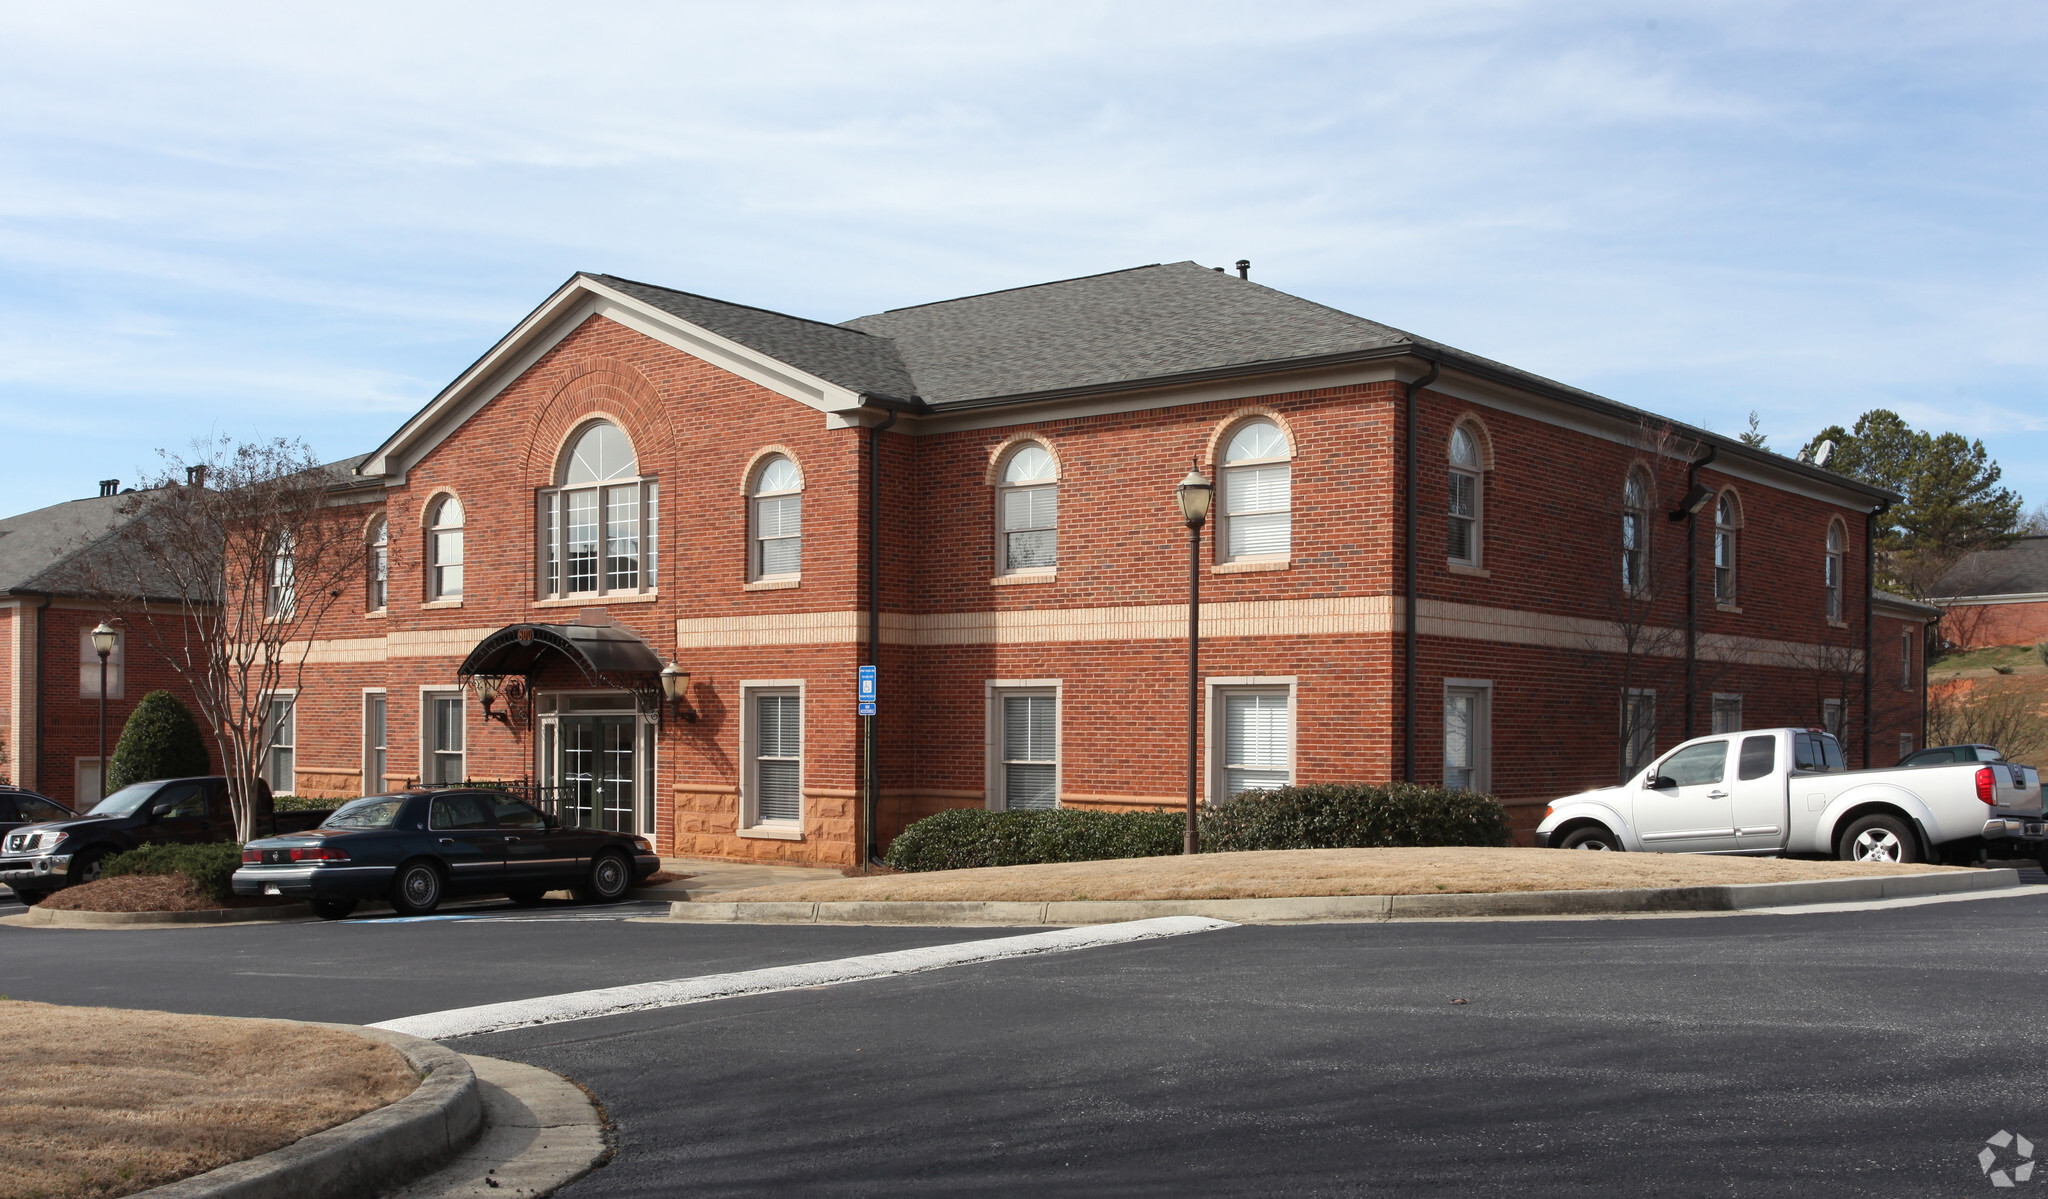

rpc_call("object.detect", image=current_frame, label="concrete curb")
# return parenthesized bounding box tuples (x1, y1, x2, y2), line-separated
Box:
(382, 1055, 612, 1199)
(9, 902, 312, 928)
(137, 1025, 482, 1199)
(668, 868, 2023, 925)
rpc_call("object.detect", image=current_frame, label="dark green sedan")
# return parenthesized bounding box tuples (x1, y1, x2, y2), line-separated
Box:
(232, 789, 659, 920)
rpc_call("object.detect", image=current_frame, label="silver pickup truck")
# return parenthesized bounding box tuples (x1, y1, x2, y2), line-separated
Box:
(1534, 728, 2046, 865)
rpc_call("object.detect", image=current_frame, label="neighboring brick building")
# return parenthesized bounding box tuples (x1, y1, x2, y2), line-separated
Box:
(1930, 536, 2048, 650)
(0, 485, 209, 806)
(270, 262, 1924, 865)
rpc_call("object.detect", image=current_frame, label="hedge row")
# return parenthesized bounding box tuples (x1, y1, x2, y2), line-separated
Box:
(882, 784, 1512, 873)
(103, 842, 242, 903)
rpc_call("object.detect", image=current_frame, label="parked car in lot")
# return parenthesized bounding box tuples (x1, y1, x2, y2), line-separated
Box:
(0, 776, 332, 902)
(1898, 743, 2005, 768)
(232, 789, 660, 919)
(1536, 728, 2046, 866)
(0, 788, 72, 844)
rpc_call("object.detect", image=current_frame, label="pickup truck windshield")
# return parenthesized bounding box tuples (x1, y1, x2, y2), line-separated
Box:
(324, 798, 406, 830)
(86, 781, 161, 818)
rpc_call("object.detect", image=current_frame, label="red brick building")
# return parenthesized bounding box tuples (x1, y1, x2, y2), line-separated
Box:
(0, 486, 209, 806)
(270, 263, 1926, 865)
(1931, 536, 2048, 650)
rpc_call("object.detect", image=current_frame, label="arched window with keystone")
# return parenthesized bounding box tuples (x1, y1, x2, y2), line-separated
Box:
(537, 421, 658, 598)
(996, 442, 1058, 574)
(1448, 424, 1485, 566)
(1219, 419, 1291, 563)
(751, 455, 804, 581)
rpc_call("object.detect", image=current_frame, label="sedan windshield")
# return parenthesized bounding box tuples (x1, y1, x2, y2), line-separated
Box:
(87, 781, 162, 818)
(324, 798, 407, 830)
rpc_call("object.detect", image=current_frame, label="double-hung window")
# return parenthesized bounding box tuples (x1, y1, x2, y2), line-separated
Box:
(1214, 685, 1292, 800)
(264, 694, 295, 795)
(750, 456, 803, 581)
(997, 444, 1057, 573)
(268, 533, 297, 618)
(367, 517, 388, 611)
(1712, 694, 1743, 734)
(78, 628, 123, 699)
(990, 686, 1058, 810)
(1447, 426, 1482, 565)
(1712, 492, 1738, 604)
(1825, 522, 1845, 622)
(428, 693, 464, 784)
(1621, 470, 1650, 595)
(364, 692, 387, 794)
(1219, 420, 1290, 562)
(1622, 689, 1656, 777)
(427, 498, 464, 600)
(746, 688, 803, 826)
(538, 421, 658, 599)
(1443, 682, 1490, 791)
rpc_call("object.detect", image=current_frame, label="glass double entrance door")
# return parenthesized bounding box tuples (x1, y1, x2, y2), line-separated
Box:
(538, 694, 652, 835)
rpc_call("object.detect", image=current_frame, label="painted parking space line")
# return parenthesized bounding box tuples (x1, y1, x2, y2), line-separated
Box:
(371, 915, 1236, 1040)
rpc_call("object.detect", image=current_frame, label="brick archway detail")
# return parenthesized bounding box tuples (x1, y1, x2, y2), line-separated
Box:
(525, 357, 677, 485)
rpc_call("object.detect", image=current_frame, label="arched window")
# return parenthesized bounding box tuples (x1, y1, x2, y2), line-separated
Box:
(1220, 419, 1290, 561)
(997, 443, 1057, 573)
(1448, 425, 1483, 566)
(1621, 469, 1650, 594)
(539, 421, 657, 598)
(1825, 521, 1845, 622)
(366, 516, 388, 611)
(1713, 492, 1740, 604)
(751, 455, 803, 580)
(427, 496, 464, 599)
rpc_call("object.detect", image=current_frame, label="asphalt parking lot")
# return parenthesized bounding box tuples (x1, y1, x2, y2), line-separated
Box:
(6, 884, 2048, 1197)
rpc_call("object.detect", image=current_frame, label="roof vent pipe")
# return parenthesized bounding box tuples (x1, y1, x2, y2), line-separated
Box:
(98, 479, 118, 497)
(1235, 260, 1251, 280)
(186, 465, 207, 488)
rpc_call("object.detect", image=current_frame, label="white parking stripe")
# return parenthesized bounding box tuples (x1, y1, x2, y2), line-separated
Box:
(370, 915, 1235, 1040)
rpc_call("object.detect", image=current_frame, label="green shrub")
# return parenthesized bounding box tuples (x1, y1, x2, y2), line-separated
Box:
(273, 795, 334, 812)
(2036, 640, 2047, 669)
(107, 691, 210, 791)
(103, 842, 242, 903)
(1201, 783, 1513, 852)
(883, 807, 1185, 872)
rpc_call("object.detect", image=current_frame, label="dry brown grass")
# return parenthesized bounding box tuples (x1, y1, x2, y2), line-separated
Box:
(710, 847, 1966, 904)
(0, 1000, 417, 1199)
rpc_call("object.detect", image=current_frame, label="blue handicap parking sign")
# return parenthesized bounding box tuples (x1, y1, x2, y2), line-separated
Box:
(858, 665, 877, 715)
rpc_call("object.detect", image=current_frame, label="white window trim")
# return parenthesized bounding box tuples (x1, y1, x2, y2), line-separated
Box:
(362, 688, 388, 796)
(427, 497, 464, 602)
(1217, 421, 1293, 567)
(1822, 696, 1845, 739)
(1442, 678, 1492, 792)
(1203, 676, 1298, 804)
(738, 680, 805, 834)
(537, 476, 660, 600)
(262, 689, 298, 797)
(420, 686, 466, 786)
(75, 756, 108, 806)
(1447, 427, 1484, 568)
(984, 679, 1063, 811)
(1711, 692, 1744, 735)
(1901, 631, 1915, 688)
(994, 444, 1059, 578)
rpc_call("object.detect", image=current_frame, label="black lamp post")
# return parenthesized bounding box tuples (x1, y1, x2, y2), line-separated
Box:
(90, 621, 116, 801)
(1175, 466, 1214, 855)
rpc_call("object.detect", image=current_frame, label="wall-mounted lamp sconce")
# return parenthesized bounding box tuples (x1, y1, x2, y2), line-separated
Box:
(1668, 483, 1714, 523)
(475, 675, 510, 724)
(660, 661, 697, 723)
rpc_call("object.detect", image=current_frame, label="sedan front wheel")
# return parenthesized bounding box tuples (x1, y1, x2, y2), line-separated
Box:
(573, 851, 632, 905)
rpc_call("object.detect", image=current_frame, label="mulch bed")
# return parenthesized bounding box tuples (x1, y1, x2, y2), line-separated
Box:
(37, 875, 299, 913)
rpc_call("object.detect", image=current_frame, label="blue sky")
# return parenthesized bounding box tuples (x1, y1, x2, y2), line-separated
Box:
(3, 1, 2044, 515)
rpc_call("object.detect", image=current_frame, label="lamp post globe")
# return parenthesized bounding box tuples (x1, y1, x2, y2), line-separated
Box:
(1176, 468, 1213, 528)
(90, 621, 115, 801)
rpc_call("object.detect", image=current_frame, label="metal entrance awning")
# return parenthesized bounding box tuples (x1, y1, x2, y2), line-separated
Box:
(456, 621, 665, 699)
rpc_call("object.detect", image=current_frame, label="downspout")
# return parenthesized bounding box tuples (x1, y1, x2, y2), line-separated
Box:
(32, 592, 51, 793)
(1676, 445, 1717, 739)
(1863, 500, 1890, 769)
(864, 402, 900, 866)
(1402, 357, 1439, 783)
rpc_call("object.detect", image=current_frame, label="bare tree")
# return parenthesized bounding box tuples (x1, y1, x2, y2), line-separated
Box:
(1927, 681, 2047, 761)
(71, 438, 361, 841)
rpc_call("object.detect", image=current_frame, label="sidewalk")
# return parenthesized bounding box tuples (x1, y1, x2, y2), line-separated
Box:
(634, 856, 846, 902)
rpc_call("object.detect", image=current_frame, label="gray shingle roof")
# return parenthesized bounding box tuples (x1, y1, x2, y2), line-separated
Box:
(1933, 536, 2048, 597)
(840, 261, 1417, 406)
(0, 493, 137, 594)
(592, 275, 917, 400)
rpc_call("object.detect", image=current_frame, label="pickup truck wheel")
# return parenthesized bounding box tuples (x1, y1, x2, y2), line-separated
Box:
(67, 848, 111, 887)
(310, 899, 358, 920)
(1557, 825, 1622, 851)
(573, 851, 632, 904)
(389, 861, 445, 916)
(1838, 815, 1921, 864)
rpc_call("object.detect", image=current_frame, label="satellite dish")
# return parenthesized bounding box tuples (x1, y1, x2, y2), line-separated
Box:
(1813, 439, 1836, 467)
